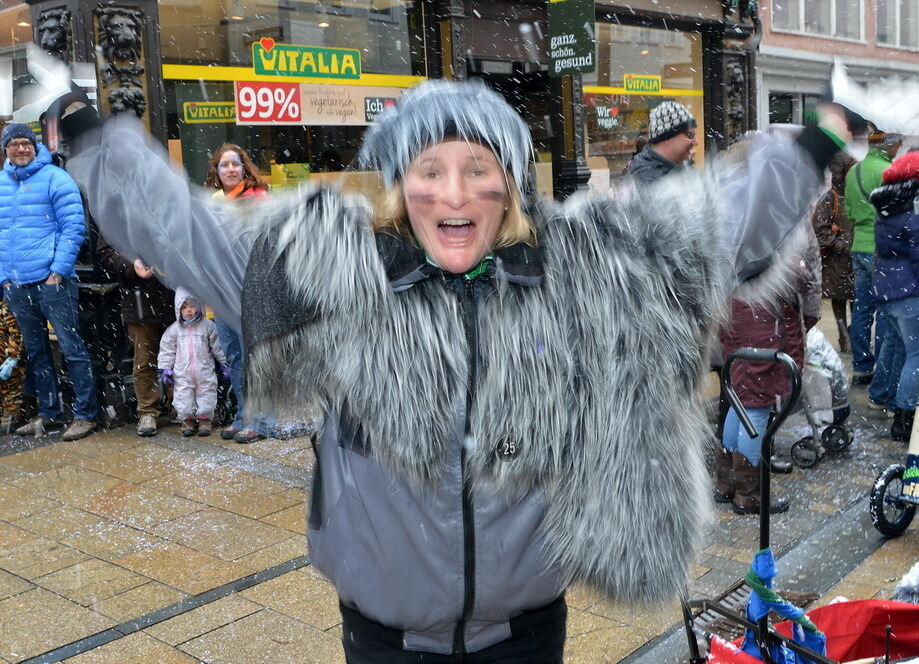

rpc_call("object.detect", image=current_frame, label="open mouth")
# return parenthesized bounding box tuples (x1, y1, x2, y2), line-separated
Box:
(438, 219, 475, 241)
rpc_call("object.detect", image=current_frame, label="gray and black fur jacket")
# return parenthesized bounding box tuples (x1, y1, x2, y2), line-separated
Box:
(66, 114, 839, 654)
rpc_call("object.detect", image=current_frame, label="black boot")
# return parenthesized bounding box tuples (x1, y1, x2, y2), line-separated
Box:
(891, 409, 915, 443)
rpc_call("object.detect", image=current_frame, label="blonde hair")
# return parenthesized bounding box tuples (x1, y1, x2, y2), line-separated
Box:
(372, 174, 537, 249)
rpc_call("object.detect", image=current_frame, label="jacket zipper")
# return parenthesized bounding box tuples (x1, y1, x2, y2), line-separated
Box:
(452, 276, 478, 657)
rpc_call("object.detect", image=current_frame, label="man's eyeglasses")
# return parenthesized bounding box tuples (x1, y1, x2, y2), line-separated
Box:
(6, 140, 34, 151)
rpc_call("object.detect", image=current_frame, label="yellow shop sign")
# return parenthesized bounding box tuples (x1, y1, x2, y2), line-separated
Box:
(623, 74, 662, 93)
(183, 101, 236, 123)
(252, 38, 360, 79)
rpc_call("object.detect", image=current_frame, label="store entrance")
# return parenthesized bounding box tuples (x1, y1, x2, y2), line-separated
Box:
(467, 61, 553, 195)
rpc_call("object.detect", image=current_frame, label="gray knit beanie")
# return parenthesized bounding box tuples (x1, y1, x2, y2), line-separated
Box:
(358, 80, 533, 191)
(648, 101, 696, 144)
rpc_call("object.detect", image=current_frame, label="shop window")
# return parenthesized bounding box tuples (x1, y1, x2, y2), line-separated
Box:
(0, 2, 37, 122)
(772, 0, 862, 39)
(159, 0, 425, 75)
(583, 22, 704, 185)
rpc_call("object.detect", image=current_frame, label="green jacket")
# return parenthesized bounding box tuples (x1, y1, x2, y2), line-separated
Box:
(845, 148, 892, 254)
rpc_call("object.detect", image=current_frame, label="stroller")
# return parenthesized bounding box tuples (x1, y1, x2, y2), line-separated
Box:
(685, 348, 919, 664)
(789, 328, 854, 468)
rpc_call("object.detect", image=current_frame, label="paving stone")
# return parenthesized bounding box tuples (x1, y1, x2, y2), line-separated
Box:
(0, 444, 89, 473)
(151, 508, 293, 560)
(0, 569, 32, 601)
(115, 543, 250, 594)
(233, 536, 307, 571)
(0, 481, 61, 521)
(258, 503, 306, 534)
(81, 450, 179, 484)
(565, 583, 604, 611)
(179, 608, 345, 663)
(143, 471, 300, 520)
(5, 466, 124, 506)
(81, 482, 205, 530)
(144, 594, 263, 646)
(62, 632, 199, 663)
(0, 521, 90, 579)
(564, 607, 653, 663)
(239, 569, 341, 630)
(14, 505, 168, 561)
(0, 587, 113, 662)
(92, 581, 188, 623)
(35, 559, 149, 606)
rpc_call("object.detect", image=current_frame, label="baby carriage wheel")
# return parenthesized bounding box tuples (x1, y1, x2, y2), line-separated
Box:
(821, 424, 853, 453)
(791, 436, 819, 468)
(869, 464, 916, 537)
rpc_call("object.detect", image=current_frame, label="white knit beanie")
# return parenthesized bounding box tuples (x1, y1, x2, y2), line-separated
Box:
(648, 101, 696, 144)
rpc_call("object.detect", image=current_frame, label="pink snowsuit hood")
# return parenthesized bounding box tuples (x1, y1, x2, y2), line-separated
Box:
(174, 287, 205, 325)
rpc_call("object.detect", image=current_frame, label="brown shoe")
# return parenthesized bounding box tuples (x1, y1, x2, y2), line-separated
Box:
(14, 416, 59, 437)
(712, 446, 734, 503)
(197, 417, 212, 437)
(731, 452, 789, 515)
(234, 428, 266, 444)
(62, 418, 96, 441)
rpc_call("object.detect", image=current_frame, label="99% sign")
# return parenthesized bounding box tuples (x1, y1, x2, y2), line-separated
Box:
(234, 81, 301, 124)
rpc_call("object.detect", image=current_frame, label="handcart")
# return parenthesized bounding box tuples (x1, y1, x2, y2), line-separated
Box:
(683, 348, 919, 664)
(869, 409, 919, 537)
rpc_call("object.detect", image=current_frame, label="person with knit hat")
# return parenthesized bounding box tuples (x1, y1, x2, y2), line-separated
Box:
(845, 125, 902, 389)
(0, 122, 97, 441)
(627, 99, 698, 183)
(54, 79, 853, 661)
(866, 150, 919, 441)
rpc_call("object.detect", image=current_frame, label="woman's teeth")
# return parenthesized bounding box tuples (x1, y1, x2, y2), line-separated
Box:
(439, 219, 472, 227)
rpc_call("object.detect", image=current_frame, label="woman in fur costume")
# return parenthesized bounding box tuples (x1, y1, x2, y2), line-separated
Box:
(57, 81, 851, 662)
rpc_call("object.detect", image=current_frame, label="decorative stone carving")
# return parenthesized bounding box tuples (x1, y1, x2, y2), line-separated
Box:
(95, 5, 147, 118)
(97, 6, 143, 62)
(724, 56, 747, 145)
(37, 7, 72, 63)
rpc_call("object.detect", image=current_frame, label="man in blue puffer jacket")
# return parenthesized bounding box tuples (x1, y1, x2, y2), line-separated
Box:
(0, 123, 97, 440)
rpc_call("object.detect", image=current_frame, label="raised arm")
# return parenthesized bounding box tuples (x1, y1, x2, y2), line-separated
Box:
(64, 111, 249, 331)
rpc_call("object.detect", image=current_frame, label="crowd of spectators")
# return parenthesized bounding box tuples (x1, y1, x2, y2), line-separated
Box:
(0, 123, 273, 443)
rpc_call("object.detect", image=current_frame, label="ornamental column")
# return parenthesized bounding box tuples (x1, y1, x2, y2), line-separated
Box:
(25, 0, 167, 144)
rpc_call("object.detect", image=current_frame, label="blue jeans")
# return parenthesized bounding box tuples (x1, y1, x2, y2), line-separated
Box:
(877, 297, 919, 410)
(214, 319, 274, 436)
(722, 406, 771, 467)
(4, 280, 98, 421)
(869, 312, 904, 409)
(851, 253, 887, 373)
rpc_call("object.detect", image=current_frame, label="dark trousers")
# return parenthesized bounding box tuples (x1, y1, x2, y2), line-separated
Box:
(340, 598, 566, 664)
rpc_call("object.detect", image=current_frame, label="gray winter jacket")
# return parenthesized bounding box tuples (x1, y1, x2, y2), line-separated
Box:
(67, 117, 838, 655)
(627, 145, 682, 183)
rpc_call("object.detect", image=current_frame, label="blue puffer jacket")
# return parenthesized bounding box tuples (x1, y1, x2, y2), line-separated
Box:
(870, 178, 919, 302)
(0, 145, 85, 285)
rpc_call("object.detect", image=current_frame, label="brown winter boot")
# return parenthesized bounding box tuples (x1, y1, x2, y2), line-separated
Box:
(731, 452, 790, 515)
(712, 446, 734, 503)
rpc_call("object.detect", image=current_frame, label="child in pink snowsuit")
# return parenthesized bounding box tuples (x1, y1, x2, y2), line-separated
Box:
(157, 288, 228, 436)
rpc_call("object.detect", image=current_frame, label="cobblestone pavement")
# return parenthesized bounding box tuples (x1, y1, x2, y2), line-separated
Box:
(0, 306, 915, 663)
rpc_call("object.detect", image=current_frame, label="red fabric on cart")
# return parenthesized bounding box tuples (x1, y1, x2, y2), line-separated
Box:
(710, 635, 764, 664)
(772, 600, 919, 660)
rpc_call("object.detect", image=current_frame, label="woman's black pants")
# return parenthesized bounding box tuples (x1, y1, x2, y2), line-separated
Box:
(340, 597, 567, 663)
